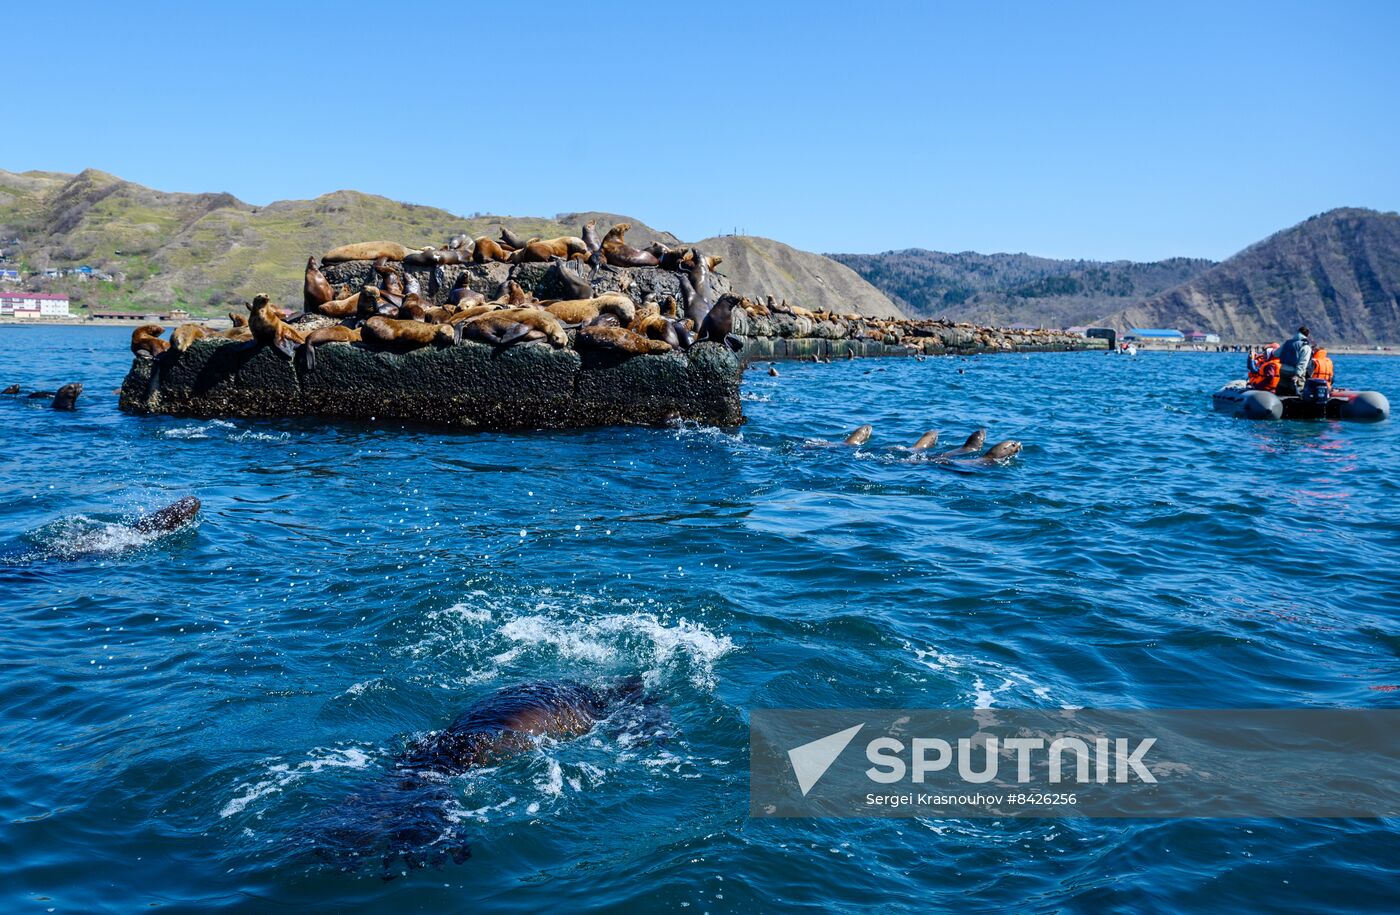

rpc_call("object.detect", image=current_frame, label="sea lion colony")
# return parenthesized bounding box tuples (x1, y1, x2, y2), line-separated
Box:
(131, 221, 743, 368)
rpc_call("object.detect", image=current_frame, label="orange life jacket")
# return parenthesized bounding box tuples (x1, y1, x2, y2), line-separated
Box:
(1310, 349, 1334, 384)
(1252, 357, 1281, 392)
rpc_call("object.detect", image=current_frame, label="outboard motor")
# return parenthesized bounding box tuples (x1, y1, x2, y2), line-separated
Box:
(1302, 378, 1331, 404)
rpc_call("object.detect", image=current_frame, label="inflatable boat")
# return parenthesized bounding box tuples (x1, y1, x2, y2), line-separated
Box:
(1212, 380, 1390, 421)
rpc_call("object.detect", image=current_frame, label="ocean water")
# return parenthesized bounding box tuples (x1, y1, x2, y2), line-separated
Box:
(1, 325, 1397, 912)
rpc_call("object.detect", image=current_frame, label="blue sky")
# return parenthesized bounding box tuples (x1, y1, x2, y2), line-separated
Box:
(8, 1, 1398, 261)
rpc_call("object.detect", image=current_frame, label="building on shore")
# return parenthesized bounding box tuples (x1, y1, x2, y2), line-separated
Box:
(1125, 327, 1185, 342)
(1184, 329, 1221, 344)
(0, 291, 70, 318)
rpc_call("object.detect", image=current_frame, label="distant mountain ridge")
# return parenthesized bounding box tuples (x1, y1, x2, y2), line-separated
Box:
(0, 169, 903, 319)
(1104, 208, 1400, 344)
(828, 249, 1216, 327)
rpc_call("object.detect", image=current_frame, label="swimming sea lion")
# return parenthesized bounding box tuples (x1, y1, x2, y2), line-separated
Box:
(360, 316, 458, 352)
(248, 294, 307, 358)
(131, 324, 168, 359)
(171, 323, 209, 352)
(911, 431, 940, 450)
(304, 256, 334, 310)
(768, 366, 779, 377)
(575, 325, 673, 356)
(935, 429, 987, 458)
(974, 440, 1022, 463)
(460, 308, 568, 349)
(51, 383, 82, 411)
(133, 496, 201, 534)
(2, 384, 19, 395)
(843, 424, 873, 445)
(547, 256, 594, 300)
(321, 241, 414, 264)
(601, 223, 660, 267)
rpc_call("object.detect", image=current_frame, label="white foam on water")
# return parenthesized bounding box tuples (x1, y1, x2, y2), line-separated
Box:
(910, 644, 1070, 709)
(220, 746, 374, 818)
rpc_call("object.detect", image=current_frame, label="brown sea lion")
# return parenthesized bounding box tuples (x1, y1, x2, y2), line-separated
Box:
(305, 324, 362, 347)
(228, 312, 248, 328)
(445, 304, 502, 325)
(133, 496, 200, 535)
(472, 237, 513, 263)
(2, 384, 20, 395)
(131, 324, 168, 359)
(304, 256, 334, 310)
(51, 382, 82, 411)
(843, 425, 873, 445)
(321, 241, 414, 265)
(936, 429, 987, 458)
(582, 220, 603, 258)
(768, 366, 779, 377)
(660, 295, 680, 318)
(973, 440, 1022, 463)
(677, 273, 712, 329)
(360, 316, 458, 352)
(357, 287, 400, 320)
(248, 294, 307, 358)
(216, 325, 253, 343)
(628, 313, 685, 348)
(492, 281, 534, 307)
(601, 223, 660, 267)
(460, 308, 568, 348)
(382, 269, 405, 298)
(575, 325, 673, 355)
(447, 274, 486, 307)
(171, 323, 210, 352)
(545, 292, 637, 326)
(511, 236, 590, 263)
(318, 291, 361, 320)
(911, 431, 940, 450)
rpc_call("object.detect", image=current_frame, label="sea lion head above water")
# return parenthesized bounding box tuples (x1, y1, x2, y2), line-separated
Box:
(980, 440, 1022, 462)
(911, 430, 939, 450)
(51, 382, 82, 411)
(843, 424, 873, 445)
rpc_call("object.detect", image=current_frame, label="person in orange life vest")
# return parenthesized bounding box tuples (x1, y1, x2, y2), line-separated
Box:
(1309, 347, 1334, 386)
(1248, 344, 1281, 391)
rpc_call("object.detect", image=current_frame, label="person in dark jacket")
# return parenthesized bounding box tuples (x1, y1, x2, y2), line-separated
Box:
(1273, 326, 1312, 396)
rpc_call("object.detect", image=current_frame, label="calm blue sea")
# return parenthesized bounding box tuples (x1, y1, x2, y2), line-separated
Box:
(1, 326, 1397, 912)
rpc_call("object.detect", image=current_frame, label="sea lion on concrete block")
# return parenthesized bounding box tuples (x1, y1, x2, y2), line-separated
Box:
(547, 256, 594, 300)
(601, 223, 660, 267)
(131, 324, 169, 359)
(447, 274, 487, 307)
(360, 316, 458, 352)
(51, 383, 82, 411)
(171, 323, 210, 352)
(460, 308, 568, 349)
(248, 294, 307, 358)
(304, 256, 334, 310)
(698, 294, 741, 351)
(472, 237, 513, 263)
(545, 292, 637, 326)
(498, 226, 529, 251)
(357, 287, 400, 321)
(510, 236, 590, 263)
(318, 291, 360, 320)
(321, 241, 414, 264)
(628, 312, 685, 349)
(575, 325, 674, 355)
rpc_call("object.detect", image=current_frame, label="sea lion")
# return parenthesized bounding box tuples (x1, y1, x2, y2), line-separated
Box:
(51, 383, 82, 411)
(677, 273, 712, 329)
(133, 496, 200, 534)
(601, 223, 660, 267)
(360, 316, 458, 352)
(629, 312, 685, 348)
(544, 292, 637, 326)
(575, 325, 673, 355)
(131, 324, 168, 359)
(228, 312, 248, 327)
(497, 226, 530, 250)
(660, 295, 680, 318)
(444, 304, 501, 325)
(321, 241, 414, 264)
(357, 287, 399, 320)
(171, 323, 209, 352)
(2, 384, 19, 395)
(768, 366, 779, 377)
(935, 429, 987, 458)
(460, 308, 568, 349)
(248, 294, 307, 358)
(304, 256, 334, 310)
(547, 257, 594, 300)
(382, 269, 405, 298)
(911, 431, 940, 450)
(305, 324, 361, 346)
(843, 424, 873, 445)
(697, 293, 741, 351)
(581, 220, 604, 267)
(471, 237, 513, 263)
(510, 236, 590, 263)
(311, 677, 649, 875)
(492, 281, 534, 307)
(447, 274, 486, 307)
(645, 242, 690, 270)
(973, 440, 1022, 463)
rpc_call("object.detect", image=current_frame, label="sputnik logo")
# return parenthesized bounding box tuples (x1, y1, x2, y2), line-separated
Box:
(787, 724, 864, 796)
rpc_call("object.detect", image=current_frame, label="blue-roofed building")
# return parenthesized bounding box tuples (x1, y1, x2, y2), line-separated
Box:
(1126, 328, 1184, 341)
